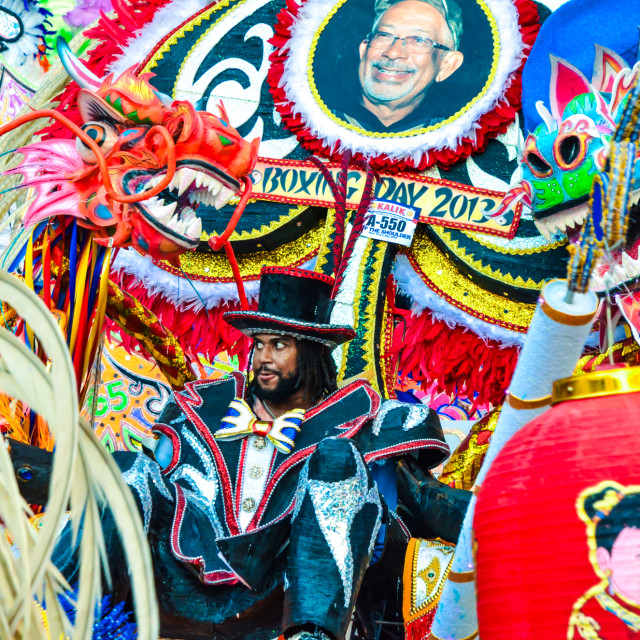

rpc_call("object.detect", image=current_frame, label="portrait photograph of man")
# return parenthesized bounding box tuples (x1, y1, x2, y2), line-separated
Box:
(312, 0, 494, 135)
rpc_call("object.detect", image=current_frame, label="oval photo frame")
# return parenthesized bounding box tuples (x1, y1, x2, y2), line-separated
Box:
(269, 0, 539, 169)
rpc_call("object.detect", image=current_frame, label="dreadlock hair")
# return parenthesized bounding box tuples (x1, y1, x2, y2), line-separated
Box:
(246, 338, 338, 406)
(297, 339, 339, 403)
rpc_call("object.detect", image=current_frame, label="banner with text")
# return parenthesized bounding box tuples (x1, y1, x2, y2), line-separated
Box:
(249, 159, 520, 238)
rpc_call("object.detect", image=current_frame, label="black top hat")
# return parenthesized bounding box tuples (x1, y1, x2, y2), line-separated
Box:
(224, 266, 356, 349)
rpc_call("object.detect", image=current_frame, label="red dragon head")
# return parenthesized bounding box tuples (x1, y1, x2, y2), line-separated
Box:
(6, 39, 259, 265)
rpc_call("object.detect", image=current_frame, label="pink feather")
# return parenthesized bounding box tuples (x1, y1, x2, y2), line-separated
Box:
(5, 139, 85, 225)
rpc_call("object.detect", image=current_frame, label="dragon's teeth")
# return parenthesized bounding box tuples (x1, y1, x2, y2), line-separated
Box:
(534, 219, 551, 241)
(186, 217, 202, 238)
(155, 210, 172, 224)
(206, 176, 222, 196)
(195, 172, 205, 188)
(168, 213, 180, 230)
(155, 205, 173, 223)
(163, 201, 178, 217)
(177, 171, 190, 195)
(147, 175, 163, 189)
(182, 208, 196, 221)
(214, 186, 235, 210)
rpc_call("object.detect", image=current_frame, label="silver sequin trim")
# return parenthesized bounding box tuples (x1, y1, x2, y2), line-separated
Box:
(169, 412, 187, 426)
(465, 231, 559, 251)
(122, 452, 173, 533)
(371, 400, 430, 436)
(293, 441, 382, 607)
(169, 427, 225, 539)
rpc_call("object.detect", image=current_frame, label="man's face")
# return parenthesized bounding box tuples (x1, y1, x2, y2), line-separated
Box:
(252, 334, 300, 403)
(358, 0, 462, 111)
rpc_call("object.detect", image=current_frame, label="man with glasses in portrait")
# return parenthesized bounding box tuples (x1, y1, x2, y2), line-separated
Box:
(335, 0, 464, 133)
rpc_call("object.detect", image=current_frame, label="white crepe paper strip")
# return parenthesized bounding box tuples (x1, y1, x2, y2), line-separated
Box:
(112, 247, 316, 311)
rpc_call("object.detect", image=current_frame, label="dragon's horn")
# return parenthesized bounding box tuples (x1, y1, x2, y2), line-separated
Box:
(57, 37, 103, 90)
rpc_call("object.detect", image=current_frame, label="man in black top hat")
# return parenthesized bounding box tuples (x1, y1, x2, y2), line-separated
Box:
(7, 266, 472, 640)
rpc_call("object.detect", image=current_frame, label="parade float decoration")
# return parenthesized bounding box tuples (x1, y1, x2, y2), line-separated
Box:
(19, 0, 548, 420)
(0, 36, 259, 404)
(268, 0, 537, 169)
(433, 30, 640, 638)
(475, 386, 640, 639)
(5, 0, 640, 637)
(500, 48, 640, 242)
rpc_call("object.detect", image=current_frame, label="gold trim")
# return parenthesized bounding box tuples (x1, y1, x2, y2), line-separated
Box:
(161, 218, 325, 280)
(403, 538, 455, 623)
(429, 633, 478, 640)
(552, 365, 640, 405)
(574, 340, 640, 374)
(307, 0, 501, 139)
(314, 207, 336, 276)
(142, 0, 237, 76)
(540, 299, 596, 326)
(447, 569, 475, 583)
(430, 225, 545, 290)
(506, 393, 551, 410)
(406, 229, 535, 331)
(439, 406, 501, 490)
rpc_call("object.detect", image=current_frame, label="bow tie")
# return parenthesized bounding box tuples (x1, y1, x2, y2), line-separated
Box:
(213, 397, 305, 455)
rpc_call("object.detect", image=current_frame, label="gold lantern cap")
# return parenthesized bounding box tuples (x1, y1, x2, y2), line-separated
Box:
(552, 365, 640, 405)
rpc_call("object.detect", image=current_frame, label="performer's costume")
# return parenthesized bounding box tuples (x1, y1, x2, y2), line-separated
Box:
(50, 267, 451, 640)
(569, 587, 640, 639)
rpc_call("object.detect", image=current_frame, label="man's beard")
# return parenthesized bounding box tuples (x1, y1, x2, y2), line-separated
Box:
(253, 367, 301, 404)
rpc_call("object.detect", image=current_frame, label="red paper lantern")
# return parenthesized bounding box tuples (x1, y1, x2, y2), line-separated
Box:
(474, 367, 640, 639)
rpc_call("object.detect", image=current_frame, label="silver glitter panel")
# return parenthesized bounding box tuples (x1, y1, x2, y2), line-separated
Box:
(122, 452, 173, 533)
(169, 427, 225, 538)
(371, 400, 430, 436)
(466, 231, 559, 251)
(294, 442, 382, 607)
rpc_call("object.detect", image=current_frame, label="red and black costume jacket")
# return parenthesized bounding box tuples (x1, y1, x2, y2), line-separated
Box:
(151, 372, 449, 590)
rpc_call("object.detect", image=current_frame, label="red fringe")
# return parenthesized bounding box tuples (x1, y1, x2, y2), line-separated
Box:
(267, 0, 540, 171)
(405, 609, 436, 640)
(111, 272, 255, 369)
(40, 0, 171, 141)
(393, 308, 520, 410)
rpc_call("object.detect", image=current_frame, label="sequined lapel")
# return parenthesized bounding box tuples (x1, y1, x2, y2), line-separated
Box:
(248, 380, 380, 528)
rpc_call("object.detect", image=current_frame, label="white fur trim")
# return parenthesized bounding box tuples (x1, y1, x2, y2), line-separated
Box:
(393, 254, 526, 347)
(109, 0, 212, 76)
(112, 247, 316, 311)
(277, 0, 524, 164)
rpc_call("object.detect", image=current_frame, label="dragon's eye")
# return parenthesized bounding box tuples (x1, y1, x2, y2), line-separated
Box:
(76, 121, 119, 163)
(525, 151, 553, 178)
(555, 134, 585, 170)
